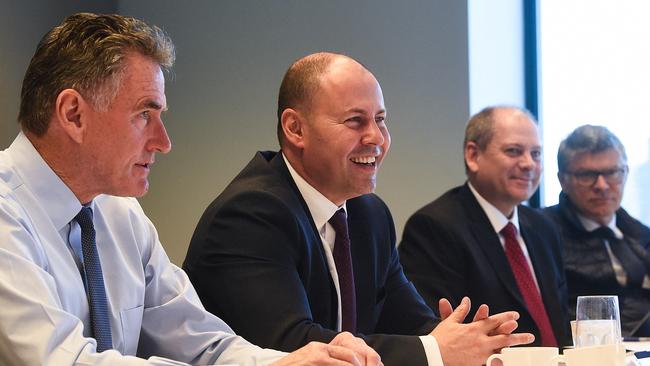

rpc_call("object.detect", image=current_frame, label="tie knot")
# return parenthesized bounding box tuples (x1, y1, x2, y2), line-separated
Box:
(501, 222, 518, 240)
(593, 226, 617, 241)
(328, 209, 348, 234)
(75, 207, 94, 231)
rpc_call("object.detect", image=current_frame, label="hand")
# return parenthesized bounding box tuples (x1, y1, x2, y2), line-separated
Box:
(431, 297, 535, 366)
(270, 333, 383, 366)
(438, 298, 489, 322)
(438, 298, 515, 335)
(329, 332, 383, 366)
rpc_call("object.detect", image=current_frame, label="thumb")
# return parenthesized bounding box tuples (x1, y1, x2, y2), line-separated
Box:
(438, 298, 453, 320)
(446, 296, 471, 323)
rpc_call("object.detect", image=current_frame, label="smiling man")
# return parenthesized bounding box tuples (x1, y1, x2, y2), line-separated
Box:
(399, 106, 572, 347)
(0, 13, 384, 366)
(543, 125, 650, 336)
(183, 54, 534, 366)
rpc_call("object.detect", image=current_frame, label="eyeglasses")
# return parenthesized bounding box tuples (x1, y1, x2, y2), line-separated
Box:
(564, 166, 628, 187)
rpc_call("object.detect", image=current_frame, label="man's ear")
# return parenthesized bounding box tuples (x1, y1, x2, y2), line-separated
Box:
(464, 141, 480, 173)
(281, 108, 306, 149)
(53, 88, 89, 144)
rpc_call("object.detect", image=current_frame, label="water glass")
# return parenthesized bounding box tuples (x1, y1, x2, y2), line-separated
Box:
(575, 295, 622, 348)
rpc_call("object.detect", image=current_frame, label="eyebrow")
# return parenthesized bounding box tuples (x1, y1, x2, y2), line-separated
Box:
(140, 100, 168, 112)
(347, 108, 386, 115)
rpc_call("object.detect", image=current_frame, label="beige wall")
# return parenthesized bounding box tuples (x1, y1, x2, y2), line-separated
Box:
(1, 1, 471, 265)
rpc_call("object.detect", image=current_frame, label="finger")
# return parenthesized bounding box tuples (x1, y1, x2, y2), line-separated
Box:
(472, 303, 489, 322)
(491, 319, 518, 335)
(485, 333, 535, 351)
(476, 311, 520, 332)
(326, 344, 363, 366)
(438, 298, 453, 320)
(446, 296, 471, 323)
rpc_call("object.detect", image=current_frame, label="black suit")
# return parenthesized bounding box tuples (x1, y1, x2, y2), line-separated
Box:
(543, 193, 650, 336)
(399, 184, 572, 346)
(183, 151, 438, 366)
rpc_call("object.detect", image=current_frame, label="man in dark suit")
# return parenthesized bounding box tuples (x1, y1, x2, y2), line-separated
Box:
(183, 53, 533, 366)
(400, 106, 572, 347)
(543, 125, 650, 336)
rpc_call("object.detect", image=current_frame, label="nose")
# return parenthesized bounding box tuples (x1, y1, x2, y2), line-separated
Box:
(362, 121, 386, 147)
(150, 117, 172, 154)
(593, 174, 609, 190)
(519, 152, 536, 170)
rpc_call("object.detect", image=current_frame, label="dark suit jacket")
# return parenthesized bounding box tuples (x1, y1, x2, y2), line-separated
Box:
(543, 193, 650, 336)
(183, 151, 438, 366)
(399, 183, 572, 346)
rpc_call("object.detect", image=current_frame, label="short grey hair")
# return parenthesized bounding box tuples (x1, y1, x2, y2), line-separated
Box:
(557, 125, 627, 173)
(19, 12, 175, 136)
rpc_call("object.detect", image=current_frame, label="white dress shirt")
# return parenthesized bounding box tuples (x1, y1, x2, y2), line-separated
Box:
(468, 182, 542, 293)
(283, 154, 443, 366)
(576, 214, 650, 289)
(0, 132, 285, 365)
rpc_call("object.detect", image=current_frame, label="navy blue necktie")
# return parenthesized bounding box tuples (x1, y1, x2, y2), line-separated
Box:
(74, 207, 113, 352)
(329, 209, 357, 333)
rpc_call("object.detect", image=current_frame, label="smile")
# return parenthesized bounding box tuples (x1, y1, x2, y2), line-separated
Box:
(350, 156, 377, 166)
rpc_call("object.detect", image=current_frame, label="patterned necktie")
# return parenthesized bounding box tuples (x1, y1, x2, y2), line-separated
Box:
(501, 222, 557, 346)
(328, 209, 357, 333)
(593, 226, 646, 288)
(74, 207, 113, 352)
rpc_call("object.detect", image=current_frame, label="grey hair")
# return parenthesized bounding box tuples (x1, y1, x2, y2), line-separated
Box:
(557, 125, 627, 173)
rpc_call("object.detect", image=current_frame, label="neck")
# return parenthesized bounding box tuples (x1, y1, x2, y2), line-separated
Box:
(26, 131, 97, 204)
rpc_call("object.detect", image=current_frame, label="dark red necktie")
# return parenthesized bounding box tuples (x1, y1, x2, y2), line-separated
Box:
(329, 209, 357, 333)
(501, 222, 557, 346)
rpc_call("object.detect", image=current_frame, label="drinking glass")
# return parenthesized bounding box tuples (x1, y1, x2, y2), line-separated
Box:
(575, 295, 622, 348)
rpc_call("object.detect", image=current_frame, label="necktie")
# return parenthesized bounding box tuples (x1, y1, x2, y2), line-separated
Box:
(593, 226, 646, 288)
(329, 209, 357, 333)
(501, 222, 557, 346)
(74, 207, 113, 352)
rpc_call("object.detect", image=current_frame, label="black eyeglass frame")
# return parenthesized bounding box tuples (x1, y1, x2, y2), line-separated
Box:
(562, 165, 628, 187)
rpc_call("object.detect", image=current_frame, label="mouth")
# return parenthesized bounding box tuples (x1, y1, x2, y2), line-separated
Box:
(135, 162, 153, 170)
(350, 156, 377, 167)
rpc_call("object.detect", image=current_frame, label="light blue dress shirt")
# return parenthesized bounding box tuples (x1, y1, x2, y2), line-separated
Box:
(0, 133, 285, 365)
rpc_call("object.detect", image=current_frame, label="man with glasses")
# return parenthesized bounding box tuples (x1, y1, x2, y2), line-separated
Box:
(543, 125, 650, 337)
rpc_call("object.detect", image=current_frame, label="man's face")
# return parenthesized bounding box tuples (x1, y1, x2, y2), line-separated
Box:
(298, 59, 390, 205)
(466, 109, 542, 216)
(83, 52, 171, 198)
(559, 148, 627, 225)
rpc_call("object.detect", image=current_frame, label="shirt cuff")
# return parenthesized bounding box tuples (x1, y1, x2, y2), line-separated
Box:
(419, 335, 444, 366)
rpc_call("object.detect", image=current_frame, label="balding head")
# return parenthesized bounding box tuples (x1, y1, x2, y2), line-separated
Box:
(277, 52, 367, 146)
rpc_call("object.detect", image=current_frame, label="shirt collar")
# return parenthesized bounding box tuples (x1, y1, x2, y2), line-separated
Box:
(282, 153, 345, 231)
(576, 212, 622, 239)
(468, 181, 520, 234)
(6, 132, 83, 230)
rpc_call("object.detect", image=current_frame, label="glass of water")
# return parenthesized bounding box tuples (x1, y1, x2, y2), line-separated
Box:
(575, 295, 622, 347)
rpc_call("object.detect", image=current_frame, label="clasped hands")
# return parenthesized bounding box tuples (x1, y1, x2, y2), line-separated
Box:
(433, 296, 535, 366)
(272, 296, 533, 366)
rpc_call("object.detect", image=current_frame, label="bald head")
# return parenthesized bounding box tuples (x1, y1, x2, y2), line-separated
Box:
(276, 52, 370, 146)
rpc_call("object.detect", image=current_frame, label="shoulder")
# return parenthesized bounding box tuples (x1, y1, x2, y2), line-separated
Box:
(520, 204, 558, 231)
(407, 185, 467, 224)
(617, 207, 650, 242)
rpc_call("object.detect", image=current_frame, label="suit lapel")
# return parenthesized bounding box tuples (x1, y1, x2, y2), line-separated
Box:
(459, 184, 528, 309)
(520, 213, 558, 311)
(269, 152, 340, 320)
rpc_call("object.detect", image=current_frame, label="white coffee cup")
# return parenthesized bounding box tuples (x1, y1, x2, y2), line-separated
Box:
(486, 347, 559, 366)
(548, 344, 625, 366)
